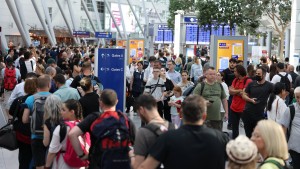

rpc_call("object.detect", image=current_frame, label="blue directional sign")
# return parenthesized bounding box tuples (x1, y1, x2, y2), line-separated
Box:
(184, 16, 198, 23)
(97, 48, 126, 112)
(95, 32, 113, 39)
(73, 31, 90, 37)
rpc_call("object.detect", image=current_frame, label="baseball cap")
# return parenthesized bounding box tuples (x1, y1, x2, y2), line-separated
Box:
(226, 135, 258, 164)
(47, 58, 55, 65)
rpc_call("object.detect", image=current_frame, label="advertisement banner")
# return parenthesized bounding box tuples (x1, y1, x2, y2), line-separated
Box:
(110, 3, 136, 33)
(217, 39, 245, 71)
(116, 40, 127, 48)
(95, 48, 126, 112)
(128, 39, 144, 62)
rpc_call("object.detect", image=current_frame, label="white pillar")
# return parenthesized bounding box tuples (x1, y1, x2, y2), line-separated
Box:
(126, 0, 145, 36)
(285, 29, 290, 58)
(174, 12, 183, 56)
(66, 0, 80, 44)
(267, 31, 272, 58)
(56, 0, 77, 44)
(31, 0, 55, 46)
(104, 0, 123, 38)
(41, 0, 57, 45)
(5, 0, 30, 47)
(1, 33, 8, 53)
(81, 0, 97, 32)
(14, 0, 32, 46)
(289, 0, 300, 67)
(118, 0, 127, 39)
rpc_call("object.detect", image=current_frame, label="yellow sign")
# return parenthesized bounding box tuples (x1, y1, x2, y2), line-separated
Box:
(217, 39, 244, 71)
(128, 39, 144, 62)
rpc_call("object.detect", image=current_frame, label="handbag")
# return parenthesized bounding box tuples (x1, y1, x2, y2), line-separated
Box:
(0, 123, 18, 150)
(0, 96, 19, 151)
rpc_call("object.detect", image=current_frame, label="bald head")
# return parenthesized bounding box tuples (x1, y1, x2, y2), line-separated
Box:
(288, 65, 295, 72)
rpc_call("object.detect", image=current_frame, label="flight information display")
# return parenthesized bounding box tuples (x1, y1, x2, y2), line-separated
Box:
(155, 29, 173, 44)
(185, 24, 235, 44)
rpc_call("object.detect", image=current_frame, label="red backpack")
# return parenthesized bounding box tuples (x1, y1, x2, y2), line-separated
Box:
(4, 67, 17, 90)
(58, 121, 91, 168)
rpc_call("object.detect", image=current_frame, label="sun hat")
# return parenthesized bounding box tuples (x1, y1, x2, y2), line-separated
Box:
(226, 135, 258, 164)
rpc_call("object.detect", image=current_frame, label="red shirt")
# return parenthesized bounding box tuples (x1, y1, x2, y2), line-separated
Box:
(230, 77, 252, 112)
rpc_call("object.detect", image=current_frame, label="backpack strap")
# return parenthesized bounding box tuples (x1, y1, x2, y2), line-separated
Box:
(30, 60, 33, 71)
(200, 82, 205, 95)
(59, 122, 67, 143)
(261, 159, 285, 169)
(143, 122, 174, 137)
(288, 104, 295, 140)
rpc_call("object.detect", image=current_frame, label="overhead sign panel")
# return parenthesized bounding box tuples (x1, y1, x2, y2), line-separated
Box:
(95, 32, 113, 39)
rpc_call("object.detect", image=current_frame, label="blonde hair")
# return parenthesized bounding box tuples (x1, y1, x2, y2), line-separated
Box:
(256, 120, 289, 160)
(175, 57, 182, 65)
(227, 160, 256, 169)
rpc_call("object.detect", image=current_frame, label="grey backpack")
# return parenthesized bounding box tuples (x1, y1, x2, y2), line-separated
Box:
(30, 93, 50, 135)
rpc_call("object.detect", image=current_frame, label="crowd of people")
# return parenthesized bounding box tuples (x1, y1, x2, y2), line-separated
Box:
(0, 45, 299, 169)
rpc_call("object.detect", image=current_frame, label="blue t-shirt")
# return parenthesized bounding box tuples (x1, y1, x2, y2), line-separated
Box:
(25, 92, 51, 112)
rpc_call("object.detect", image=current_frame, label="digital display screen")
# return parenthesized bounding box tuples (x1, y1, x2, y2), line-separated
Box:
(185, 24, 235, 44)
(155, 30, 173, 44)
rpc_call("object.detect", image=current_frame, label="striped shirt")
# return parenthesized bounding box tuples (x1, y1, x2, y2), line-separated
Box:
(144, 78, 166, 101)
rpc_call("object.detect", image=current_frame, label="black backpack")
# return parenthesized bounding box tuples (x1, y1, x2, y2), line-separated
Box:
(278, 74, 291, 92)
(287, 104, 296, 141)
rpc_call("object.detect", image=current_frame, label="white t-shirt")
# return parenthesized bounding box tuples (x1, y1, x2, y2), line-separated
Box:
(220, 82, 229, 112)
(25, 59, 36, 73)
(280, 103, 300, 153)
(170, 96, 184, 115)
(267, 95, 287, 122)
(271, 72, 292, 84)
(144, 78, 165, 101)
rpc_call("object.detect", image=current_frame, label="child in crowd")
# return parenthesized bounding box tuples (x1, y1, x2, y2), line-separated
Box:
(45, 99, 90, 169)
(168, 86, 184, 127)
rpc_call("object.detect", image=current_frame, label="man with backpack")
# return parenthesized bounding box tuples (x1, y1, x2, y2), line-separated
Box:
(2, 57, 21, 119)
(70, 61, 101, 95)
(19, 51, 36, 80)
(193, 67, 228, 131)
(69, 89, 136, 169)
(130, 94, 175, 169)
(280, 86, 300, 169)
(271, 62, 292, 105)
(138, 95, 229, 169)
(22, 75, 52, 169)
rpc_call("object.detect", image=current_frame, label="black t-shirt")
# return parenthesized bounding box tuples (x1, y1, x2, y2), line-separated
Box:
(223, 68, 235, 87)
(79, 92, 100, 118)
(149, 125, 229, 169)
(70, 74, 101, 88)
(244, 80, 273, 115)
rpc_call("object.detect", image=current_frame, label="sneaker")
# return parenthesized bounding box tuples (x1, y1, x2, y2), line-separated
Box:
(227, 124, 232, 130)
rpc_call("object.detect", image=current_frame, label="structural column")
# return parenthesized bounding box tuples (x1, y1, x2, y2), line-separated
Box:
(267, 31, 272, 58)
(14, 0, 32, 46)
(289, 0, 300, 66)
(285, 29, 290, 58)
(41, 0, 57, 45)
(31, 0, 55, 46)
(56, 0, 77, 44)
(103, 0, 123, 39)
(126, 0, 144, 36)
(118, 0, 127, 39)
(5, 0, 30, 47)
